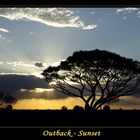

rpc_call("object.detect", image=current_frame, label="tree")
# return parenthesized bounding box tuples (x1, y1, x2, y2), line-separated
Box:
(5, 104, 13, 110)
(0, 93, 16, 110)
(73, 105, 84, 111)
(61, 105, 68, 110)
(42, 49, 140, 110)
(103, 105, 110, 111)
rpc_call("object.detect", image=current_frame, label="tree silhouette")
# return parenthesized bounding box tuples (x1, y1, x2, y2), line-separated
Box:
(0, 93, 16, 110)
(103, 105, 110, 111)
(73, 105, 84, 111)
(42, 49, 140, 110)
(61, 105, 68, 110)
(5, 104, 13, 110)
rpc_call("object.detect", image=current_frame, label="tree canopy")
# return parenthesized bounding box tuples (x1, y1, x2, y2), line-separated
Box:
(42, 49, 140, 110)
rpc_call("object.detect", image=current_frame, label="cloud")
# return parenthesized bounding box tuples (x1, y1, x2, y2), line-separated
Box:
(6, 61, 35, 67)
(115, 8, 140, 20)
(0, 34, 6, 41)
(82, 24, 98, 30)
(122, 16, 127, 20)
(137, 11, 140, 17)
(0, 72, 30, 76)
(0, 74, 69, 100)
(0, 8, 97, 30)
(0, 61, 4, 65)
(0, 28, 9, 33)
(0, 73, 140, 104)
(29, 31, 36, 35)
(90, 11, 95, 15)
(33, 61, 44, 67)
(0, 74, 48, 98)
(0, 60, 46, 78)
(116, 8, 139, 14)
(0, 73, 91, 100)
(50, 59, 65, 67)
(0, 28, 10, 42)
(6, 60, 45, 68)
(0, 74, 47, 90)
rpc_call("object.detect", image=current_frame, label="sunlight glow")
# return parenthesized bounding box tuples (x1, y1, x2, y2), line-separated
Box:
(20, 88, 54, 93)
(0, 72, 29, 75)
(51, 59, 65, 66)
(34, 88, 54, 92)
(13, 97, 85, 110)
(50, 79, 79, 86)
(13, 95, 140, 110)
(32, 72, 44, 78)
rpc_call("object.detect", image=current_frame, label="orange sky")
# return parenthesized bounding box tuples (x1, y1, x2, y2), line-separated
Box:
(13, 96, 140, 110)
(13, 97, 84, 110)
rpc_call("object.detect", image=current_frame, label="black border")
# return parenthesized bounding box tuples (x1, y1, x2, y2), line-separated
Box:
(0, 0, 140, 139)
(0, 110, 140, 139)
(0, 0, 140, 7)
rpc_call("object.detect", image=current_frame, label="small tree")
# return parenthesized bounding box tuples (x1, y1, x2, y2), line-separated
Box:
(61, 105, 68, 110)
(0, 93, 16, 110)
(103, 105, 110, 111)
(42, 49, 140, 110)
(73, 105, 84, 111)
(5, 104, 13, 110)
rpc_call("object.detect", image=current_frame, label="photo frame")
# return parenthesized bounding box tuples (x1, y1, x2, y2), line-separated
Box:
(0, 0, 140, 139)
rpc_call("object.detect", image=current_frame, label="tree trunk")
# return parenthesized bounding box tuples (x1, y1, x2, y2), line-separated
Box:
(84, 102, 91, 110)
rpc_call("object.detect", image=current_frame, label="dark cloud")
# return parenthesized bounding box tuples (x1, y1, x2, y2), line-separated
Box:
(0, 74, 69, 100)
(0, 74, 140, 101)
(19, 90, 68, 100)
(34, 62, 44, 67)
(0, 74, 47, 91)
(0, 74, 47, 98)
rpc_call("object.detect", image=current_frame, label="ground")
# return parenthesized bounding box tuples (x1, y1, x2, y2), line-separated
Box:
(0, 110, 140, 126)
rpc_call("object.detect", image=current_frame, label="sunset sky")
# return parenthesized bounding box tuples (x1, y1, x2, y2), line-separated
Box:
(0, 8, 140, 109)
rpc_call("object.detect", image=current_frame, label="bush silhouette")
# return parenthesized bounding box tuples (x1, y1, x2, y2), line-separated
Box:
(73, 105, 84, 111)
(61, 105, 68, 110)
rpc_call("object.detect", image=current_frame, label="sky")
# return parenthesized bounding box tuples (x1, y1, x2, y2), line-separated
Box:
(0, 8, 140, 109)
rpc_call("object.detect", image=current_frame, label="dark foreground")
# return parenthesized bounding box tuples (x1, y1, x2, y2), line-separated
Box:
(0, 109, 140, 126)
(0, 110, 140, 139)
